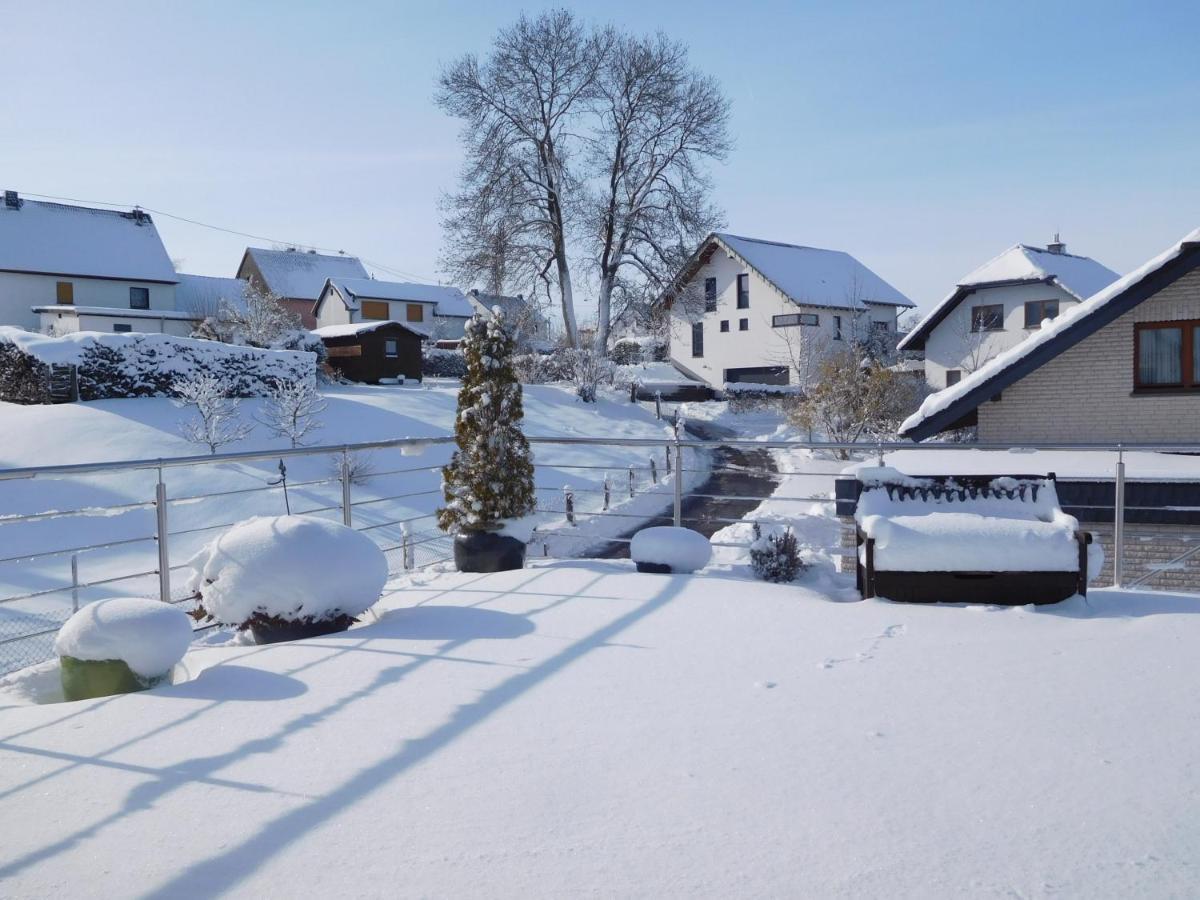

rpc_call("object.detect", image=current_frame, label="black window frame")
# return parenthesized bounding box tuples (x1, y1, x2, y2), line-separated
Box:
(691, 321, 704, 357)
(772, 313, 819, 328)
(970, 304, 1004, 332)
(738, 318, 749, 332)
(704, 277, 717, 313)
(719, 320, 729, 333)
(946, 369, 962, 387)
(736, 274, 749, 309)
(833, 315, 842, 340)
(1024, 299, 1060, 329)
(129, 286, 150, 310)
(112, 323, 133, 333)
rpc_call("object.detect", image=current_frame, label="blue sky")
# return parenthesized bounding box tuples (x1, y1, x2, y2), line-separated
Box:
(2, 0, 1197, 317)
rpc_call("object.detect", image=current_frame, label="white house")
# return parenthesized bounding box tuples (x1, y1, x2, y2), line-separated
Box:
(237, 247, 369, 329)
(665, 232, 915, 388)
(898, 238, 1120, 389)
(313, 277, 474, 342)
(0, 190, 184, 335)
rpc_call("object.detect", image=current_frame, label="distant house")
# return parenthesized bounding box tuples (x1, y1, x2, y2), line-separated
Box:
(313, 277, 474, 343)
(313, 321, 423, 384)
(174, 273, 250, 321)
(466, 290, 552, 344)
(900, 228, 1200, 443)
(898, 238, 1119, 388)
(236, 247, 369, 329)
(0, 190, 184, 335)
(664, 232, 915, 389)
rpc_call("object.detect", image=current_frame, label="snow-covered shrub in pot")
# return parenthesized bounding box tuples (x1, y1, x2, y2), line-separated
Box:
(437, 312, 536, 572)
(55, 597, 194, 701)
(186, 515, 389, 644)
(630, 526, 712, 574)
(749, 523, 806, 583)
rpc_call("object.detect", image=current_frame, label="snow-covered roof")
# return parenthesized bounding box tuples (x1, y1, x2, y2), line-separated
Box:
(898, 243, 1120, 351)
(711, 233, 915, 310)
(317, 277, 474, 318)
(467, 290, 538, 322)
(0, 195, 178, 283)
(174, 273, 249, 316)
(900, 228, 1200, 440)
(241, 248, 368, 301)
(312, 320, 423, 339)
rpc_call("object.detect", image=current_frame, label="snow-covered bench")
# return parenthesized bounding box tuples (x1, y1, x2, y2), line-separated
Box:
(852, 468, 1093, 605)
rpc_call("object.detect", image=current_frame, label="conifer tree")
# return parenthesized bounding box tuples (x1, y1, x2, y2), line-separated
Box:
(437, 312, 535, 532)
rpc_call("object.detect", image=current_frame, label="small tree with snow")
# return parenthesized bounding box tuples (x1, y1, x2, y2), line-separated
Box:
(259, 379, 326, 448)
(568, 348, 614, 403)
(219, 282, 301, 348)
(174, 374, 254, 454)
(750, 523, 805, 583)
(437, 312, 535, 532)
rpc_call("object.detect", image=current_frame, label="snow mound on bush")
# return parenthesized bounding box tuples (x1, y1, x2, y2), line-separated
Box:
(54, 597, 194, 678)
(186, 515, 388, 626)
(631, 526, 712, 573)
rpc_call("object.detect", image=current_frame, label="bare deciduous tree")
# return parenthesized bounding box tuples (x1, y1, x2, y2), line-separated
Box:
(259, 379, 326, 448)
(437, 11, 611, 348)
(218, 282, 302, 348)
(174, 375, 254, 454)
(589, 32, 731, 351)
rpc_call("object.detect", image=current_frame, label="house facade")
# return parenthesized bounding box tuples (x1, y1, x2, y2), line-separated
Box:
(899, 239, 1119, 388)
(900, 229, 1200, 444)
(665, 233, 914, 389)
(466, 290, 552, 345)
(237, 248, 369, 329)
(314, 277, 473, 342)
(0, 191, 181, 334)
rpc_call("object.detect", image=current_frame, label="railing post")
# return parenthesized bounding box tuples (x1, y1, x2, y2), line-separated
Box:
(71, 553, 80, 612)
(650, 456, 658, 484)
(564, 486, 575, 525)
(655, 391, 662, 420)
(664, 444, 671, 474)
(1113, 446, 1126, 588)
(155, 466, 171, 604)
(341, 448, 353, 527)
(402, 524, 412, 571)
(629, 465, 635, 499)
(603, 475, 611, 511)
(673, 440, 683, 527)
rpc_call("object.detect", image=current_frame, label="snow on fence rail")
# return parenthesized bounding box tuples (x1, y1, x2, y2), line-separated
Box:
(3, 437, 1200, 676)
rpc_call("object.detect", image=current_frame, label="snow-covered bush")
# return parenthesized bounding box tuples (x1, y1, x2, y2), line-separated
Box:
(55, 597, 194, 689)
(0, 327, 315, 402)
(423, 347, 468, 378)
(217, 283, 302, 347)
(438, 313, 535, 533)
(749, 523, 806, 583)
(0, 339, 51, 404)
(568, 348, 615, 402)
(186, 516, 389, 632)
(631, 526, 712, 574)
(175, 375, 254, 454)
(725, 382, 804, 414)
(259, 379, 326, 448)
(513, 349, 574, 384)
(609, 339, 645, 366)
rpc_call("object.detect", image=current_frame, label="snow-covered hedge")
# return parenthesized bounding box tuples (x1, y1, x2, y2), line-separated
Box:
(513, 349, 575, 384)
(0, 327, 316, 402)
(611, 337, 667, 364)
(186, 516, 389, 630)
(422, 347, 468, 378)
(724, 381, 804, 413)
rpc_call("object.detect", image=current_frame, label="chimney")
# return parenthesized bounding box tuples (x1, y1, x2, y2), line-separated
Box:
(3, 190, 19, 210)
(1046, 233, 1066, 255)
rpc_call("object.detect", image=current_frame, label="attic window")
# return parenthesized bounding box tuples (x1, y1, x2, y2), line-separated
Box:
(406, 304, 424, 323)
(56, 281, 74, 305)
(1135, 321, 1200, 390)
(704, 277, 717, 313)
(773, 313, 818, 328)
(736, 274, 749, 309)
(1024, 299, 1060, 328)
(361, 300, 389, 321)
(971, 304, 1004, 332)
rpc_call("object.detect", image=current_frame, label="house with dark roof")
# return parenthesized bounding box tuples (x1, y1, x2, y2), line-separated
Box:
(900, 228, 1200, 443)
(236, 247, 369, 329)
(174, 273, 250, 320)
(898, 238, 1119, 389)
(465, 290, 551, 345)
(313, 277, 474, 342)
(665, 232, 914, 388)
(0, 190, 185, 335)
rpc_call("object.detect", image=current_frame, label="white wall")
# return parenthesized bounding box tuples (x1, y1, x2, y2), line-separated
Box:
(0, 271, 176, 330)
(923, 282, 1078, 388)
(37, 308, 195, 337)
(667, 246, 899, 388)
(314, 287, 352, 328)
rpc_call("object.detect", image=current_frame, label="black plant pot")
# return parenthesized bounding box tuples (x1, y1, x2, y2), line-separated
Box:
(635, 561, 673, 574)
(248, 615, 354, 645)
(454, 530, 526, 573)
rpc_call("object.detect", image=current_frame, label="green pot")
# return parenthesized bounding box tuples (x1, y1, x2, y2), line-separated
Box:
(59, 655, 169, 701)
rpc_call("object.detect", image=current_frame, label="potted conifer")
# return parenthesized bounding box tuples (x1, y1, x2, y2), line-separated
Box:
(437, 312, 535, 572)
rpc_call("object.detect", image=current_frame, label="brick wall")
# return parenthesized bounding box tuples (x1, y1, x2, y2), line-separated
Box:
(978, 267, 1200, 443)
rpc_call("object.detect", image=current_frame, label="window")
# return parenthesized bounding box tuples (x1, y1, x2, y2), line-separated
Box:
(971, 304, 1004, 332)
(1135, 321, 1200, 389)
(129, 287, 149, 310)
(834, 315, 842, 340)
(736, 274, 749, 309)
(704, 277, 717, 313)
(719, 320, 729, 333)
(772, 313, 819, 328)
(739, 318, 749, 331)
(946, 370, 962, 387)
(112, 324, 133, 333)
(360, 300, 389, 321)
(691, 321, 704, 357)
(56, 281, 73, 305)
(1024, 299, 1060, 328)
(406, 304, 424, 323)
(872, 320, 889, 332)
(384, 338, 399, 358)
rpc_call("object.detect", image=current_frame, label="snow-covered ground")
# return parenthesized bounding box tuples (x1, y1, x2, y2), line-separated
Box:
(3, 561, 1200, 897)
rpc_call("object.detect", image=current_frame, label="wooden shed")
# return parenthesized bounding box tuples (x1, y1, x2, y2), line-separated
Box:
(313, 321, 423, 384)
